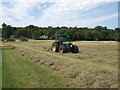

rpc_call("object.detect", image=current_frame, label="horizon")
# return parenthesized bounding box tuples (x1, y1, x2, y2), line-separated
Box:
(0, 23, 118, 30)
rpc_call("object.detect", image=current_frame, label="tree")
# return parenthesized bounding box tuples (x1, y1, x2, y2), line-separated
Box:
(95, 26, 107, 31)
(84, 32, 96, 41)
(14, 28, 32, 38)
(2, 23, 13, 39)
(32, 30, 44, 40)
(115, 28, 120, 41)
(1, 23, 117, 41)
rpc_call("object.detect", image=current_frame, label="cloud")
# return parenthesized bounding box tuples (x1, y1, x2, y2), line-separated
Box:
(0, 0, 119, 28)
(0, 1, 38, 26)
(37, 0, 118, 27)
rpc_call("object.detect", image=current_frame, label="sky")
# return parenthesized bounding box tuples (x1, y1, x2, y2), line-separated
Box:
(0, 0, 119, 29)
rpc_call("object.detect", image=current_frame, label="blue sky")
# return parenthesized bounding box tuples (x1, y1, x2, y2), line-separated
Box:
(0, 0, 119, 29)
(28, 2, 55, 18)
(85, 2, 118, 28)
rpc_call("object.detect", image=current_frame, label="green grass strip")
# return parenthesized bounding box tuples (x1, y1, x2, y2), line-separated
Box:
(2, 48, 77, 88)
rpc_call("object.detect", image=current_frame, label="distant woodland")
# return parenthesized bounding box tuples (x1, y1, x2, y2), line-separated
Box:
(1, 23, 120, 41)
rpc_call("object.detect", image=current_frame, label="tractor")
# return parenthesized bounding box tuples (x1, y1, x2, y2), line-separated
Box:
(51, 33, 79, 53)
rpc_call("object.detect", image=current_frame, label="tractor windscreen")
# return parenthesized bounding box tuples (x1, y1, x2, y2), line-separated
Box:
(56, 35, 67, 42)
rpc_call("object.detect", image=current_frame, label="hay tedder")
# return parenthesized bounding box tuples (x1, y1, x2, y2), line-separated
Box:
(51, 33, 79, 53)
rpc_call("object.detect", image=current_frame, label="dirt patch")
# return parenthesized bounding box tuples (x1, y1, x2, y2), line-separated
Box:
(15, 46, 118, 88)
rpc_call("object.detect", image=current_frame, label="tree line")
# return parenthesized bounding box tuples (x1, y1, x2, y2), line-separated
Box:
(1, 23, 120, 41)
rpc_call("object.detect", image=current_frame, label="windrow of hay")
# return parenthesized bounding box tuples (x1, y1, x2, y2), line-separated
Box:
(14, 41, 118, 66)
(15, 46, 118, 88)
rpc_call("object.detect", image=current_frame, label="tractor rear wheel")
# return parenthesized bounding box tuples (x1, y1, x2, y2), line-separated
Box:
(59, 45, 67, 53)
(52, 42, 59, 52)
(72, 45, 79, 53)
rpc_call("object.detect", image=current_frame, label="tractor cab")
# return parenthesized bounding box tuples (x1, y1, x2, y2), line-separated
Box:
(55, 33, 68, 44)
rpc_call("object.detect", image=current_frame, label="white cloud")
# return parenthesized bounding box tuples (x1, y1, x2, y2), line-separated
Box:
(37, 0, 118, 27)
(0, 0, 119, 28)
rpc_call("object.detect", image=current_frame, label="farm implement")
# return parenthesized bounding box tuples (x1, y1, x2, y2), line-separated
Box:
(51, 33, 79, 53)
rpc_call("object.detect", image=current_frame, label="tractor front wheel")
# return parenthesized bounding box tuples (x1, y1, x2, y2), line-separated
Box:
(59, 45, 67, 53)
(52, 42, 59, 52)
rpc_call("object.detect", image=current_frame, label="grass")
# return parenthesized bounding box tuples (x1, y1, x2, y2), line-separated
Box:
(28, 39, 118, 44)
(2, 41, 118, 88)
(0, 47, 2, 89)
(73, 41, 118, 45)
(28, 39, 54, 43)
(11, 43, 118, 72)
(2, 48, 76, 88)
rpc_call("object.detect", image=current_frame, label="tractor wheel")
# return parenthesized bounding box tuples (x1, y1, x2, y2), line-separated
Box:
(72, 45, 79, 53)
(52, 42, 59, 52)
(59, 45, 67, 53)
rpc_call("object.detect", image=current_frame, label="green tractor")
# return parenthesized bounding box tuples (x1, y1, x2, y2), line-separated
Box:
(51, 33, 79, 53)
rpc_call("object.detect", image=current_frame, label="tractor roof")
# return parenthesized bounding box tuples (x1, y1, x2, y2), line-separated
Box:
(56, 33, 67, 36)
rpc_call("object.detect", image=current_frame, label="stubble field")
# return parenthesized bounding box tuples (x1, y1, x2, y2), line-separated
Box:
(2, 40, 119, 88)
